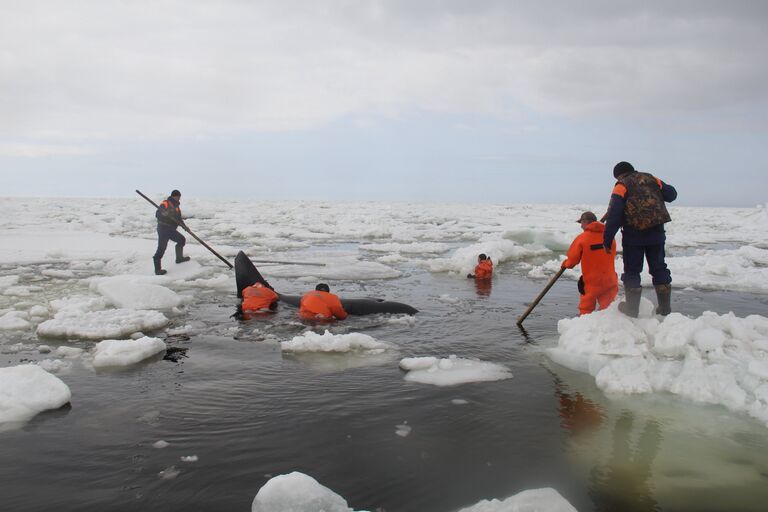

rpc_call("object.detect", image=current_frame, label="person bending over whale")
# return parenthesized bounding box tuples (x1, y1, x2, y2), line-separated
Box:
(299, 283, 348, 320)
(242, 282, 279, 313)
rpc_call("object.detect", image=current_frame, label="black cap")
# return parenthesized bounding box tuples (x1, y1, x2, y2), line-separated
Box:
(315, 283, 330, 292)
(478, 254, 487, 260)
(170, 189, 181, 198)
(613, 161, 634, 178)
(577, 211, 598, 223)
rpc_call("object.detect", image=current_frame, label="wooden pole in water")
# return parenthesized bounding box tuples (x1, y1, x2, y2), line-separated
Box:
(516, 267, 566, 326)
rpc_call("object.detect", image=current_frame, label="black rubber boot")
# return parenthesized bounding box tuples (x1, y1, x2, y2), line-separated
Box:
(153, 257, 167, 276)
(175, 245, 190, 264)
(654, 284, 672, 316)
(618, 287, 642, 318)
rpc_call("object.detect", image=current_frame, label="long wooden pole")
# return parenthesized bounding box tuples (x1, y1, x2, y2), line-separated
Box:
(136, 189, 234, 269)
(516, 267, 566, 326)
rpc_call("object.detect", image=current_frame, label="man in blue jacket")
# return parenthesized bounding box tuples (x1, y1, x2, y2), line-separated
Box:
(152, 189, 190, 275)
(603, 162, 677, 317)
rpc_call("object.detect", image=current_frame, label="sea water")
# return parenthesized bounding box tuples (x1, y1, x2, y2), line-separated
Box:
(1, 197, 767, 511)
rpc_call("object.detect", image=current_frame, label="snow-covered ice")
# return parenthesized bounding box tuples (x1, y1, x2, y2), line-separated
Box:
(399, 355, 513, 386)
(251, 472, 576, 512)
(0, 365, 71, 426)
(92, 337, 167, 368)
(37, 309, 168, 340)
(281, 330, 390, 354)
(548, 301, 768, 426)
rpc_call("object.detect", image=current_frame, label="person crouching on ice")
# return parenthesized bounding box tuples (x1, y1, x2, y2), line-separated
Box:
(562, 211, 618, 316)
(241, 282, 279, 314)
(299, 283, 348, 321)
(467, 254, 493, 279)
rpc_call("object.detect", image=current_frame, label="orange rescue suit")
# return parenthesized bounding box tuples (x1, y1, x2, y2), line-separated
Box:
(299, 290, 348, 320)
(474, 259, 493, 279)
(563, 221, 618, 315)
(242, 283, 279, 312)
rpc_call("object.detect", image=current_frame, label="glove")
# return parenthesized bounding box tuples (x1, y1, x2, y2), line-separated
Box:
(603, 243, 612, 254)
(577, 276, 585, 295)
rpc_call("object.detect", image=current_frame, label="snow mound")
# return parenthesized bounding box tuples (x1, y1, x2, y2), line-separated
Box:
(281, 330, 389, 353)
(37, 308, 168, 340)
(252, 472, 355, 512)
(92, 337, 167, 368)
(0, 365, 71, 426)
(399, 355, 513, 386)
(92, 276, 182, 310)
(457, 487, 577, 512)
(548, 302, 768, 426)
(0, 310, 31, 331)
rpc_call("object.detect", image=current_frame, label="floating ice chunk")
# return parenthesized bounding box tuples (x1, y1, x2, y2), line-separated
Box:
(55, 346, 84, 358)
(153, 440, 170, 449)
(457, 487, 577, 512)
(550, 305, 768, 427)
(42, 269, 76, 279)
(0, 275, 20, 290)
(180, 455, 198, 462)
(37, 359, 72, 374)
(252, 472, 355, 512)
(452, 399, 469, 405)
(399, 355, 513, 386)
(395, 423, 412, 437)
(92, 337, 166, 368)
(0, 310, 30, 331)
(37, 309, 168, 340)
(50, 295, 108, 316)
(29, 305, 49, 318)
(158, 466, 180, 480)
(0, 365, 71, 426)
(93, 276, 182, 310)
(281, 330, 389, 353)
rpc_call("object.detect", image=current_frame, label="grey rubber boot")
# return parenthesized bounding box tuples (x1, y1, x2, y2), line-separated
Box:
(618, 287, 642, 318)
(654, 284, 672, 316)
(175, 245, 190, 264)
(153, 257, 167, 276)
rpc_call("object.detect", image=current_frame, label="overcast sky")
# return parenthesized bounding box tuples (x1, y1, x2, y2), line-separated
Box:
(1, 0, 766, 206)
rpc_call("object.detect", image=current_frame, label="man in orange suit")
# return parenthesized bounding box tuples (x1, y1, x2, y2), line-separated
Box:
(299, 284, 348, 320)
(562, 211, 618, 315)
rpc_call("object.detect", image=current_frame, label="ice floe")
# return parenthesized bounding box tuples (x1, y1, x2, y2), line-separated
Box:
(548, 302, 768, 426)
(399, 355, 513, 386)
(0, 365, 71, 426)
(37, 308, 168, 340)
(92, 337, 167, 368)
(250, 471, 576, 512)
(281, 330, 390, 354)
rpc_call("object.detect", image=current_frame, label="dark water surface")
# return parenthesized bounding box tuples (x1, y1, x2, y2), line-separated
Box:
(2, 263, 768, 512)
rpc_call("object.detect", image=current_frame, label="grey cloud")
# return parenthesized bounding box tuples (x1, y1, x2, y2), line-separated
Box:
(1, 0, 766, 140)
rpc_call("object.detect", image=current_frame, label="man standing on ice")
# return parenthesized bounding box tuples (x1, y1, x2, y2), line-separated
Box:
(603, 162, 677, 317)
(152, 189, 190, 275)
(562, 211, 618, 315)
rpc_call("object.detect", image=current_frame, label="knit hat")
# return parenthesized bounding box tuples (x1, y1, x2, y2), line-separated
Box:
(613, 161, 634, 178)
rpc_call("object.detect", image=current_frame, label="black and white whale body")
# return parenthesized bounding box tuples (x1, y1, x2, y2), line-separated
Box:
(235, 251, 418, 316)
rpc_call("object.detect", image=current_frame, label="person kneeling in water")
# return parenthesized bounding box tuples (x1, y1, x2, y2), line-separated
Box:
(467, 254, 493, 279)
(299, 283, 347, 320)
(234, 282, 279, 320)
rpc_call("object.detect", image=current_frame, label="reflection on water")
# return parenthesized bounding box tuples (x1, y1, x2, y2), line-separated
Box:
(588, 411, 661, 512)
(474, 278, 492, 297)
